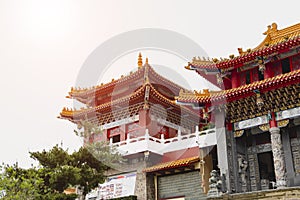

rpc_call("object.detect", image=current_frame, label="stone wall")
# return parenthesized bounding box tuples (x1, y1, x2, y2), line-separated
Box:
(208, 187, 300, 200)
(158, 170, 206, 200)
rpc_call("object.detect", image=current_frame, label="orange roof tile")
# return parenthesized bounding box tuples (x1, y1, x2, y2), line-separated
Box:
(143, 156, 199, 173)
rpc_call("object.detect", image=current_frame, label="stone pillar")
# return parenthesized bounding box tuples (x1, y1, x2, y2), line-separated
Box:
(214, 108, 231, 192)
(134, 160, 148, 199)
(270, 127, 287, 188)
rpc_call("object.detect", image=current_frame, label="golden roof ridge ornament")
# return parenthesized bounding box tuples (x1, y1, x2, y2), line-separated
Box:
(138, 52, 143, 68)
(145, 57, 149, 64)
(263, 23, 278, 36)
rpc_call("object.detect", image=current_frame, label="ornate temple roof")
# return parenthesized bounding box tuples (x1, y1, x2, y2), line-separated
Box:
(68, 53, 185, 106)
(176, 69, 300, 105)
(60, 80, 200, 122)
(186, 22, 300, 72)
(60, 54, 202, 123)
(143, 156, 199, 173)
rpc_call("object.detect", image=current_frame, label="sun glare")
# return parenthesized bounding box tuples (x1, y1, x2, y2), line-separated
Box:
(15, 1, 75, 42)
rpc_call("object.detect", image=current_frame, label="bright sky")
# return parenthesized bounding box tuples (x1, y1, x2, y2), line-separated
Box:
(0, 0, 299, 168)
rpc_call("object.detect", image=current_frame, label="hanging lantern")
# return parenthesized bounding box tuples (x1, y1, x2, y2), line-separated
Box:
(254, 90, 264, 109)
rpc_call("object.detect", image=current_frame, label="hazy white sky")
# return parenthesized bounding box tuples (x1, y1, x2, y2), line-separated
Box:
(0, 0, 299, 168)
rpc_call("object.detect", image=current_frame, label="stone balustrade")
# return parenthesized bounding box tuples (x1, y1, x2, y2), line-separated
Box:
(111, 127, 217, 155)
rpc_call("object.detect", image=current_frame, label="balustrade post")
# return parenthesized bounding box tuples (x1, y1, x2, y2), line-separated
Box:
(160, 134, 165, 143)
(145, 129, 149, 140)
(178, 129, 181, 140)
(126, 133, 131, 144)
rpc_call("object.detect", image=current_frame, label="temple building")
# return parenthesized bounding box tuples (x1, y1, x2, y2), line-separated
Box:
(178, 22, 300, 194)
(60, 22, 300, 199)
(60, 53, 217, 199)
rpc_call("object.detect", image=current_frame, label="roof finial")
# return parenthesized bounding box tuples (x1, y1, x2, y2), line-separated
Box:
(138, 53, 143, 68)
(145, 57, 148, 64)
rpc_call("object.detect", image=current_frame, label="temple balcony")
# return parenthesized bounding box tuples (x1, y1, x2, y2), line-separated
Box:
(111, 127, 217, 156)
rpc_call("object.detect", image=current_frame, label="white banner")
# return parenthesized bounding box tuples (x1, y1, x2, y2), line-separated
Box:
(98, 172, 136, 199)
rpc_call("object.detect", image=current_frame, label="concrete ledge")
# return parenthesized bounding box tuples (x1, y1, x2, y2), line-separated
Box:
(208, 187, 300, 200)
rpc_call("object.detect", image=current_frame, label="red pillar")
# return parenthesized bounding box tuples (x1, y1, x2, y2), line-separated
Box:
(103, 129, 108, 141)
(231, 69, 239, 88)
(226, 122, 233, 131)
(264, 63, 273, 79)
(120, 124, 126, 141)
(269, 112, 277, 128)
(139, 109, 151, 136)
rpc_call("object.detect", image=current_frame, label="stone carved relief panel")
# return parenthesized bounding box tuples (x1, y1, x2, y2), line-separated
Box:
(290, 138, 300, 175)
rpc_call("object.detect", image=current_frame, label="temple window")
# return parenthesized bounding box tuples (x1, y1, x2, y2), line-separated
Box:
(240, 67, 261, 85)
(281, 58, 291, 74)
(245, 70, 251, 84)
(258, 69, 264, 81)
(111, 134, 120, 143)
(108, 126, 121, 143)
(271, 57, 294, 77)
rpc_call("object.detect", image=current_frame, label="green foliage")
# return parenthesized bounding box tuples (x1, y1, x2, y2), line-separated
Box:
(0, 163, 43, 199)
(30, 145, 72, 168)
(29, 144, 108, 196)
(0, 143, 112, 199)
(0, 120, 125, 199)
(0, 163, 77, 200)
